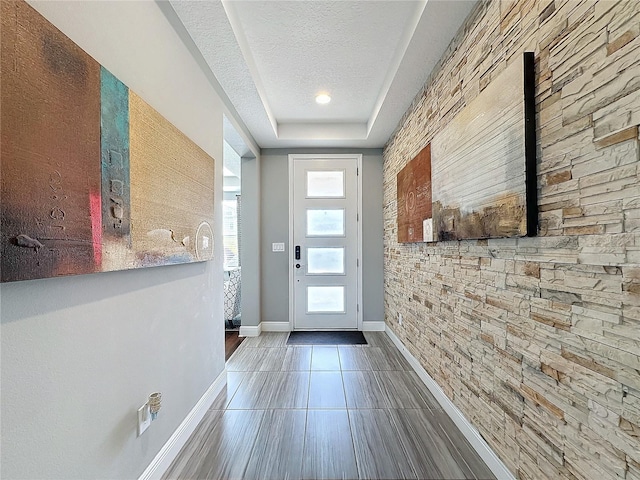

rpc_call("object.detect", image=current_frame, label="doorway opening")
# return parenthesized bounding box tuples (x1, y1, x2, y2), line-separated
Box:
(223, 140, 241, 331)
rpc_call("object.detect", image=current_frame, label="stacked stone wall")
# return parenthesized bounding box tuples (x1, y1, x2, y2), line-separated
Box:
(383, 1, 640, 478)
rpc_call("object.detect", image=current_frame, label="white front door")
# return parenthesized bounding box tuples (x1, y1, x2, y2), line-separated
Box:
(290, 154, 360, 330)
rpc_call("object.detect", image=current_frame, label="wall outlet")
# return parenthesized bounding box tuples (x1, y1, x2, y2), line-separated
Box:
(272, 242, 285, 252)
(398, 313, 403, 325)
(137, 403, 151, 437)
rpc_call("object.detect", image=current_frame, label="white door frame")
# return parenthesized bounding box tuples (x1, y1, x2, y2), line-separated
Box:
(288, 153, 363, 331)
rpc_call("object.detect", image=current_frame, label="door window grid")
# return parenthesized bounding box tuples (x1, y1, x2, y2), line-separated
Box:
(306, 286, 346, 313)
(306, 170, 345, 198)
(306, 209, 345, 237)
(307, 247, 345, 275)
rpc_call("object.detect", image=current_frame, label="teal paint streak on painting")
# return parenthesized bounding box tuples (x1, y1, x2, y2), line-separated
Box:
(100, 66, 131, 245)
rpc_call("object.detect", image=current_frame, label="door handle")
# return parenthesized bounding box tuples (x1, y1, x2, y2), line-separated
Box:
(295, 245, 301, 260)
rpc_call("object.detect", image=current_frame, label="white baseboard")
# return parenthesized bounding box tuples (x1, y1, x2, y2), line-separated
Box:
(254, 321, 382, 332)
(242, 321, 382, 334)
(138, 370, 227, 480)
(261, 321, 291, 332)
(239, 324, 262, 337)
(361, 321, 386, 331)
(385, 326, 516, 480)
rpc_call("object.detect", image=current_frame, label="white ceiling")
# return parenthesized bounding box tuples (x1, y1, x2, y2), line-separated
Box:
(170, 0, 477, 149)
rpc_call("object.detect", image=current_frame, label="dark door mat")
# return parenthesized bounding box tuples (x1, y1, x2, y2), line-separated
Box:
(287, 331, 367, 345)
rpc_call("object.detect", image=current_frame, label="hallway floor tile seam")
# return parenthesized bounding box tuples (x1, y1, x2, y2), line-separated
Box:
(227, 347, 414, 372)
(220, 370, 445, 412)
(194, 407, 442, 480)
(432, 419, 479, 478)
(347, 408, 419, 480)
(224, 341, 445, 412)
(167, 333, 495, 479)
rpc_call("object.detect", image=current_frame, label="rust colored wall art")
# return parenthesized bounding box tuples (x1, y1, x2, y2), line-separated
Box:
(397, 144, 432, 243)
(1, 0, 215, 283)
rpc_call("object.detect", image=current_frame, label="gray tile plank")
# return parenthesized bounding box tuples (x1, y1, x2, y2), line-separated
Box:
(162, 409, 225, 479)
(257, 332, 290, 347)
(258, 347, 287, 371)
(228, 371, 310, 409)
(302, 410, 358, 480)
(389, 408, 495, 480)
(375, 371, 439, 409)
(229, 347, 287, 372)
(201, 409, 266, 480)
(282, 346, 312, 371)
(226, 345, 264, 371)
(239, 335, 264, 348)
(308, 371, 346, 409)
(163, 409, 265, 480)
(363, 332, 395, 349)
(241, 332, 289, 348)
(210, 371, 246, 410)
(402, 371, 441, 409)
(268, 371, 310, 409)
(382, 344, 412, 371)
(311, 346, 341, 371)
(349, 409, 417, 480)
(244, 409, 306, 480)
(227, 372, 273, 409)
(343, 371, 390, 409)
(364, 346, 410, 371)
(338, 346, 373, 370)
(433, 409, 497, 479)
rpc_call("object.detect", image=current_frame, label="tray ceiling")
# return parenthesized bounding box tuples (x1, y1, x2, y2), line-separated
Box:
(170, 0, 477, 148)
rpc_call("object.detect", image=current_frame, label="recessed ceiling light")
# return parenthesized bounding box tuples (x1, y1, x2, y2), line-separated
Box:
(315, 93, 331, 105)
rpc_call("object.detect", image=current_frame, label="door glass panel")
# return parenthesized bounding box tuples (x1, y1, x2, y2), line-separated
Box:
(307, 170, 344, 198)
(307, 286, 345, 313)
(308, 247, 345, 274)
(307, 209, 345, 236)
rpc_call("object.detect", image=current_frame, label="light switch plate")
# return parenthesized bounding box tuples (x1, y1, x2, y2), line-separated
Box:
(137, 403, 151, 436)
(272, 242, 285, 252)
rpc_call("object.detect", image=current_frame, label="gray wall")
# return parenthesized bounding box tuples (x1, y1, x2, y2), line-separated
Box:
(241, 155, 261, 326)
(0, 2, 233, 478)
(260, 148, 384, 324)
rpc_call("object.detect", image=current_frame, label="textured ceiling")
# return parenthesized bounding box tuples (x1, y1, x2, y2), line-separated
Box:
(170, 0, 477, 148)
(227, 1, 420, 122)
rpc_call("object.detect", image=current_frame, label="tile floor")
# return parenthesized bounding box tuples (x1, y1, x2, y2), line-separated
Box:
(163, 332, 495, 480)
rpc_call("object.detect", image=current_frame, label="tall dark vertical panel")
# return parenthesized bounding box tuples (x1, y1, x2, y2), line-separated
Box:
(523, 52, 538, 237)
(1, 0, 101, 282)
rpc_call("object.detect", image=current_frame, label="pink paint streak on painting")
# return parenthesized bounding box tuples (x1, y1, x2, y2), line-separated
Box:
(90, 190, 102, 267)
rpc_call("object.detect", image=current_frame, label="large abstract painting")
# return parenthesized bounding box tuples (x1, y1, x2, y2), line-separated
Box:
(1, 0, 215, 282)
(397, 52, 536, 243)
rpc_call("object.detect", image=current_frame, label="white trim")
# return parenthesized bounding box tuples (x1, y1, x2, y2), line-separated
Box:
(221, 1, 278, 137)
(356, 154, 363, 331)
(239, 324, 262, 337)
(361, 321, 386, 331)
(288, 154, 295, 332)
(260, 321, 291, 332)
(138, 370, 227, 480)
(288, 154, 363, 331)
(385, 326, 516, 480)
